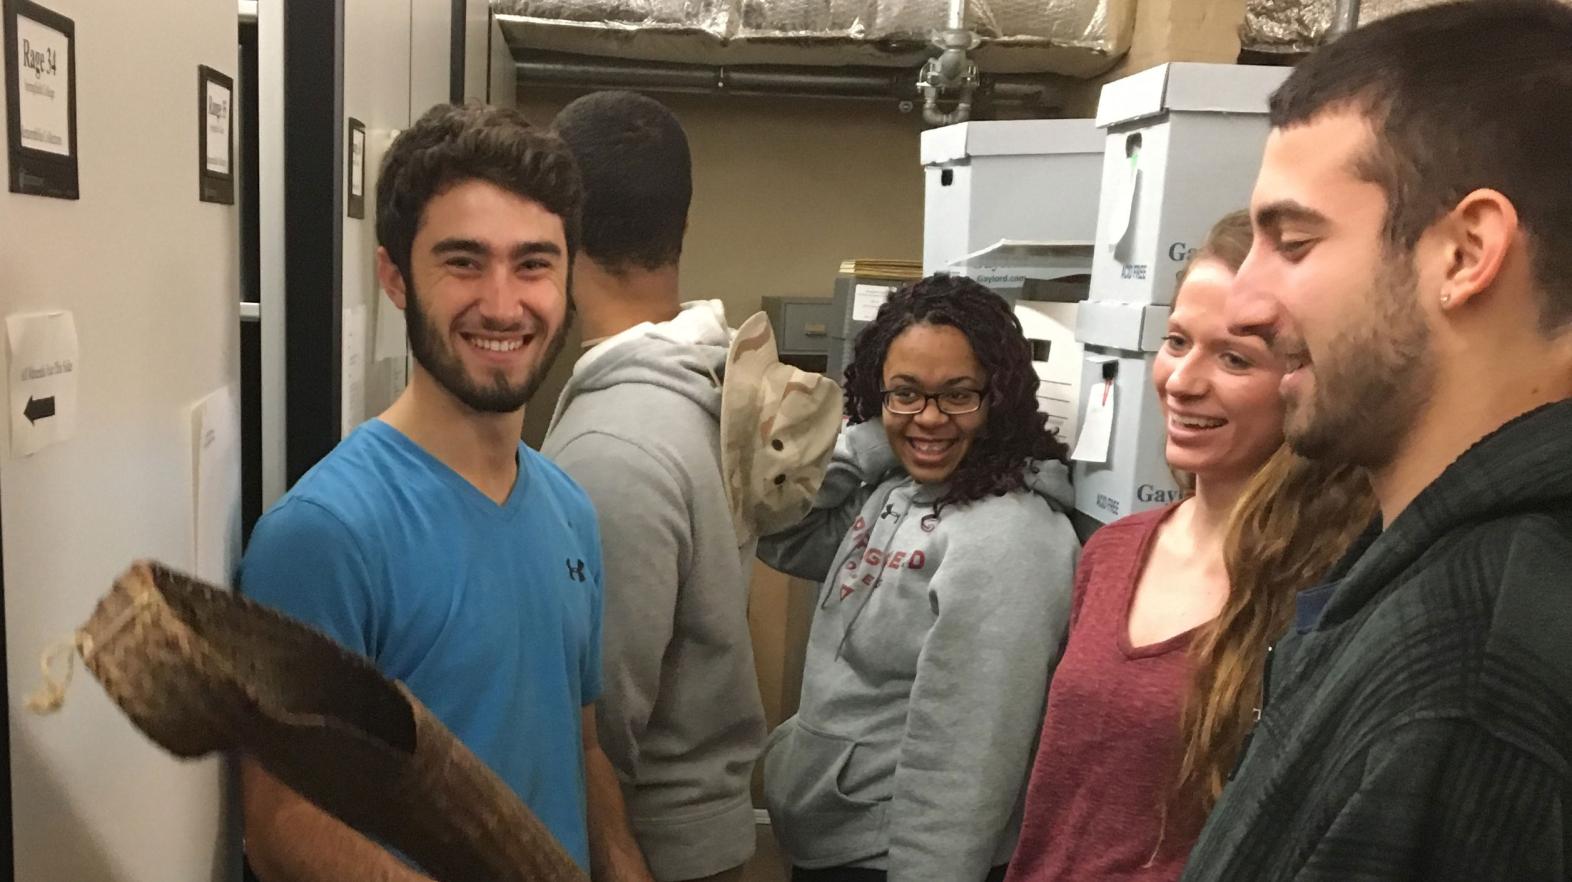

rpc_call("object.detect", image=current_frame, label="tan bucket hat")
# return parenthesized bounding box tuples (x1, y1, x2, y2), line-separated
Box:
(30, 561, 586, 882)
(719, 312, 843, 545)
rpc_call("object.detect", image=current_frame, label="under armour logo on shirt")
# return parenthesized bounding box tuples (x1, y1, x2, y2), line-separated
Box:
(565, 559, 587, 582)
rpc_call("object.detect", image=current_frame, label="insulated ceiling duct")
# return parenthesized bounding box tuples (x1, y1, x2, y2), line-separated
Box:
(1242, 0, 1571, 54)
(492, 0, 1136, 78)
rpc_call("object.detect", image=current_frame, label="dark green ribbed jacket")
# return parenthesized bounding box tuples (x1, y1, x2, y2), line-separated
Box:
(1182, 400, 1572, 882)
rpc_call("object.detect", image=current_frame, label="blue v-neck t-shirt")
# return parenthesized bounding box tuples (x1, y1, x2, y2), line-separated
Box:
(239, 419, 603, 869)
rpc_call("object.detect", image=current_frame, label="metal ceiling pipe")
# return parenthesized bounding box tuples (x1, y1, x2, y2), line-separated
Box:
(947, 0, 967, 30)
(516, 58, 718, 91)
(1328, 0, 1361, 39)
(726, 68, 911, 96)
(515, 57, 1062, 112)
(516, 58, 917, 99)
(922, 90, 973, 126)
(918, 0, 978, 124)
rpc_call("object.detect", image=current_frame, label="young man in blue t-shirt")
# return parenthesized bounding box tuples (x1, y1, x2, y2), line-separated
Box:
(238, 103, 653, 882)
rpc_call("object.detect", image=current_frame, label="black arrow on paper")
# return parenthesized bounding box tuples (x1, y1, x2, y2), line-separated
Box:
(23, 395, 55, 424)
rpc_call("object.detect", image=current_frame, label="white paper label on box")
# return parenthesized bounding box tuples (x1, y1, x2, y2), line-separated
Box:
(1070, 379, 1116, 464)
(6, 310, 79, 457)
(1107, 167, 1141, 260)
(852, 284, 896, 322)
(15, 15, 71, 157)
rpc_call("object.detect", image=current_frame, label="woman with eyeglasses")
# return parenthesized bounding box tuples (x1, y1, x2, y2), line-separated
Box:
(757, 273, 1080, 882)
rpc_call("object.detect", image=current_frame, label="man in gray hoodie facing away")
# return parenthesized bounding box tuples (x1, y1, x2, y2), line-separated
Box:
(542, 90, 799, 882)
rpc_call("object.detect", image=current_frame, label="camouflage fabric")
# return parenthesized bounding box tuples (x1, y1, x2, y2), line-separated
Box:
(719, 311, 843, 545)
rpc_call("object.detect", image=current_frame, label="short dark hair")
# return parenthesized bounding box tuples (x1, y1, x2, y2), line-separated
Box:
(844, 274, 1070, 513)
(1270, 0, 1572, 333)
(551, 91, 692, 274)
(376, 102, 583, 283)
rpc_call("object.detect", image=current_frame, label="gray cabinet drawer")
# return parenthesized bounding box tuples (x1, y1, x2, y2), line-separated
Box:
(764, 297, 834, 355)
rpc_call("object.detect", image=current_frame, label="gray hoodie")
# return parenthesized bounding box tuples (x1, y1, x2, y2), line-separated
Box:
(758, 420, 1079, 882)
(541, 302, 764, 881)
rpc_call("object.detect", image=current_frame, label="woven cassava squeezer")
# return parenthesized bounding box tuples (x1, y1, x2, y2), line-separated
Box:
(29, 560, 588, 882)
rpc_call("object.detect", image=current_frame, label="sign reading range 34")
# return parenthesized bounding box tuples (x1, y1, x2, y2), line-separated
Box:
(4, 0, 77, 199)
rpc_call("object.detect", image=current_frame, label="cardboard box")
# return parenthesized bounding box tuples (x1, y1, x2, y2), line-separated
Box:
(1016, 300, 1085, 443)
(1089, 62, 1289, 306)
(945, 239, 1094, 301)
(1076, 299, 1170, 352)
(922, 119, 1104, 275)
(1071, 349, 1183, 523)
(1067, 62, 1288, 524)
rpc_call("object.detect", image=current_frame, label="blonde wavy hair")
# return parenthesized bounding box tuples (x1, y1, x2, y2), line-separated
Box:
(1163, 211, 1378, 831)
(1170, 450, 1375, 827)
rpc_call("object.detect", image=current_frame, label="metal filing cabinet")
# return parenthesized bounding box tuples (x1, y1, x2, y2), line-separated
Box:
(762, 296, 834, 374)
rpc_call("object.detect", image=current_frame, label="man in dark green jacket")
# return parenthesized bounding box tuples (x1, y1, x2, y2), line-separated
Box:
(1185, 2, 1572, 880)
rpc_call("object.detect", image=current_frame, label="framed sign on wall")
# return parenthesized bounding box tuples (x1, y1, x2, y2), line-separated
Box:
(346, 116, 365, 219)
(4, 0, 78, 199)
(197, 65, 234, 204)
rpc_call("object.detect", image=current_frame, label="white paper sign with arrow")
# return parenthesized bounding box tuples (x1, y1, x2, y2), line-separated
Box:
(6, 310, 79, 457)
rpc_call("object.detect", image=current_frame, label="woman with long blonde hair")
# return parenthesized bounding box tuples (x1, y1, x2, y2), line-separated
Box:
(1003, 211, 1375, 881)
(1172, 449, 1373, 825)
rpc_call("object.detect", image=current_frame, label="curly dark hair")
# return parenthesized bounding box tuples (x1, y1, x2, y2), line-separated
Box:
(844, 274, 1069, 511)
(375, 102, 583, 285)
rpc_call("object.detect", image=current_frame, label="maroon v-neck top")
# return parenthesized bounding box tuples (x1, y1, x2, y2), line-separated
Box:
(1005, 504, 1199, 882)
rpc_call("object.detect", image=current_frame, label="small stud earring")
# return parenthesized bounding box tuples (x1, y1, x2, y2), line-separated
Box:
(1440, 293, 1452, 307)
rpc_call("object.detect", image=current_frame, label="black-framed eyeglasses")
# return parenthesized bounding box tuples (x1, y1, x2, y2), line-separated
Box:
(880, 387, 987, 416)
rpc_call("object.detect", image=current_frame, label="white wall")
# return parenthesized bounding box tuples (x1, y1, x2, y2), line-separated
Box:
(0, 0, 242, 878)
(463, 0, 489, 103)
(409, 0, 450, 118)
